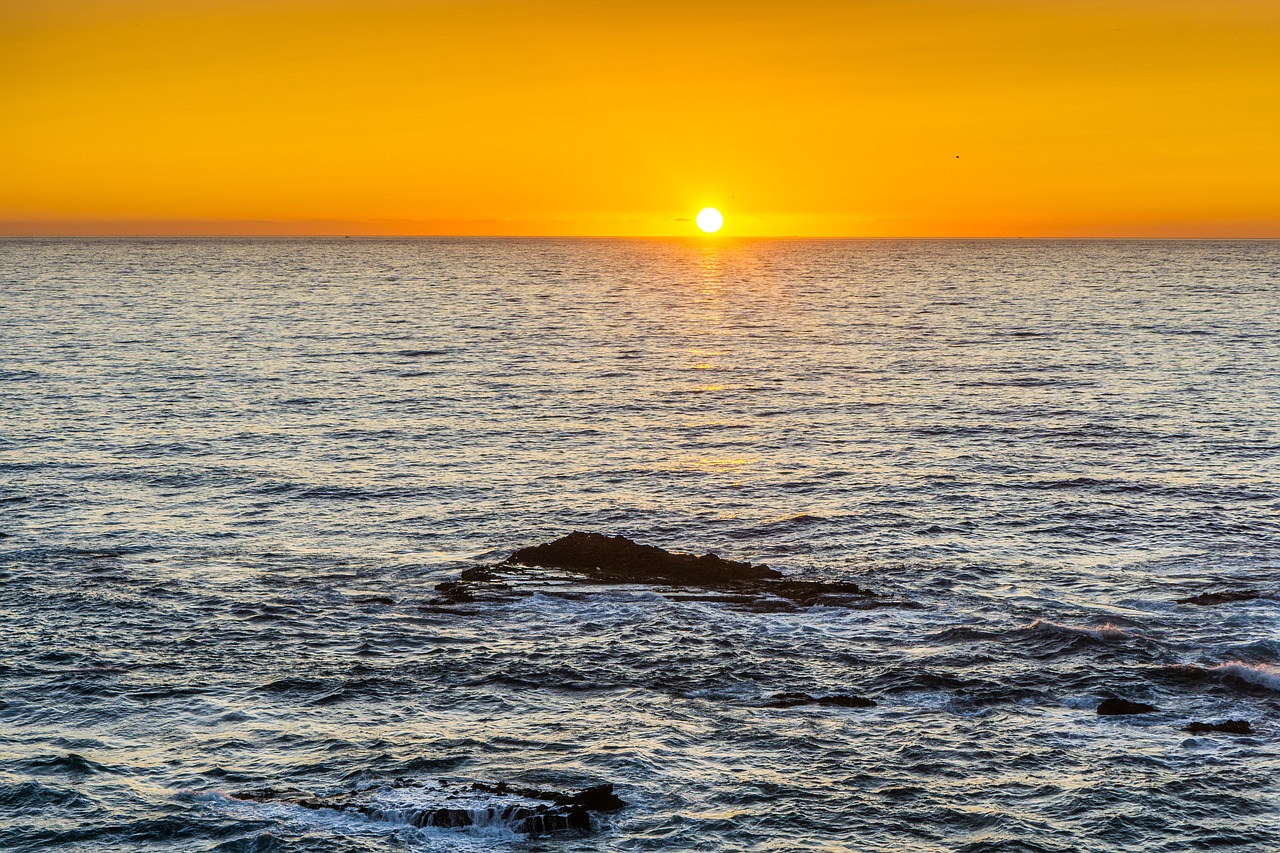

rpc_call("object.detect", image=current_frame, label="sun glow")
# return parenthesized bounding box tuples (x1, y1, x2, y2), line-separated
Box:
(696, 208, 724, 234)
(2, 2, 1277, 237)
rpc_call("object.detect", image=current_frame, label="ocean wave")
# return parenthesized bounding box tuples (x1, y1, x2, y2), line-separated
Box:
(1155, 661, 1280, 692)
(930, 619, 1133, 647)
(0, 780, 92, 812)
(1209, 661, 1280, 692)
(217, 779, 622, 839)
(1019, 619, 1132, 641)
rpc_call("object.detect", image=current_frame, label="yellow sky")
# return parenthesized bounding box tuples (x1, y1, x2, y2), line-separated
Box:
(2, 0, 1278, 236)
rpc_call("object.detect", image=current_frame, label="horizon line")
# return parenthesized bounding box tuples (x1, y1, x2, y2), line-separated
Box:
(4, 233, 1279, 241)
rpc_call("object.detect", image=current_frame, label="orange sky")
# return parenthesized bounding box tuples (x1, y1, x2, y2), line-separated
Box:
(2, 0, 1278, 236)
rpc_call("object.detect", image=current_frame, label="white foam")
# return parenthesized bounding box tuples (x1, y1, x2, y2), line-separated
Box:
(203, 785, 531, 847)
(1024, 619, 1130, 640)
(1210, 661, 1280, 692)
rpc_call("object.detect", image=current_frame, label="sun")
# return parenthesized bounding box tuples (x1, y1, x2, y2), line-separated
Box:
(695, 207, 724, 234)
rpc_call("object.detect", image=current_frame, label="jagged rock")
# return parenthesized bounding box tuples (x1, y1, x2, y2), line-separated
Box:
(1175, 590, 1260, 606)
(1185, 720, 1252, 734)
(429, 532, 895, 612)
(384, 803, 590, 834)
(231, 779, 623, 836)
(509, 532, 780, 583)
(1097, 697, 1157, 715)
(766, 692, 877, 708)
(471, 781, 625, 812)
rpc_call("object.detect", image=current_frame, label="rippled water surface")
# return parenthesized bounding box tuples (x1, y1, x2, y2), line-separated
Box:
(2, 238, 1278, 851)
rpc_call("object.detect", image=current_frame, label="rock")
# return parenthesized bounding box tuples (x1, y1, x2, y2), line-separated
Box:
(1175, 590, 1260, 606)
(389, 804, 590, 834)
(568, 783, 627, 812)
(232, 778, 623, 836)
(509, 532, 780, 584)
(470, 780, 626, 812)
(1097, 697, 1157, 716)
(1185, 720, 1252, 735)
(767, 692, 877, 708)
(818, 694, 878, 708)
(429, 532, 895, 612)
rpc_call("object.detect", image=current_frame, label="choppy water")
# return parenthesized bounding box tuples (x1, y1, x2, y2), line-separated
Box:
(1, 238, 1278, 852)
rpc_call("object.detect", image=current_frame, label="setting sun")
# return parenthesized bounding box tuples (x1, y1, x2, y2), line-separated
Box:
(696, 208, 724, 234)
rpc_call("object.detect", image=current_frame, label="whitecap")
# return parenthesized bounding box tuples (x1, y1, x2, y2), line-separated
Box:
(1022, 619, 1131, 640)
(1209, 661, 1280, 692)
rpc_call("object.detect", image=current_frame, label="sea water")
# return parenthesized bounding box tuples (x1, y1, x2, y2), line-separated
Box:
(1, 238, 1277, 851)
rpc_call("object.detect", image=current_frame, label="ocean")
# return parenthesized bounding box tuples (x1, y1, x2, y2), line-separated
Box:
(1, 238, 1277, 851)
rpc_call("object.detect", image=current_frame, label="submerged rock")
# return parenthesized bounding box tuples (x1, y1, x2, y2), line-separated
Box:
(1175, 590, 1260, 606)
(430, 532, 898, 613)
(1185, 720, 1252, 735)
(1097, 697, 1157, 716)
(766, 692, 877, 708)
(231, 778, 624, 836)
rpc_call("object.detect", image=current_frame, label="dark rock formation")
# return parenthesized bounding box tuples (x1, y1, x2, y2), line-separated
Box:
(1175, 590, 1260, 606)
(470, 781, 625, 812)
(1097, 697, 1157, 716)
(382, 802, 591, 834)
(231, 779, 623, 836)
(510, 532, 780, 584)
(1185, 720, 1252, 735)
(429, 532, 899, 613)
(766, 692, 877, 708)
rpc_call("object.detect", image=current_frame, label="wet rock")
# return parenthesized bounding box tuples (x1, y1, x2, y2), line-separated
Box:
(430, 581, 478, 603)
(572, 783, 627, 812)
(1185, 720, 1252, 734)
(471, 781, 626, 812)
(1097, 697, 1157, 716)
(430, 532, 895, 612)
(231, 778, 623, 836)
(509, 532, 780, 584)
(1175, 590, 1260, 606)
(389, 803, 591, 834)
(767, 692, 877, 708)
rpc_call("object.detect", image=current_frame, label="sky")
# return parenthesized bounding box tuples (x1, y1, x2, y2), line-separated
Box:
(2, 0, 1278, 237)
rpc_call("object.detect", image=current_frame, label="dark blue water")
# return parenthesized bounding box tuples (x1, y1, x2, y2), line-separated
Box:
(1, 238, 1278, 851)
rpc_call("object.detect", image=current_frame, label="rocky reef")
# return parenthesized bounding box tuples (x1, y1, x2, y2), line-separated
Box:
(1184, 720, 1252, 735)
(1175, 589, 1261, 606)
(230, 779, 624, 836)
(1097, 697, 1157, 715)
(430, 532, 900, 613)
(766, 692, 877, 708)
